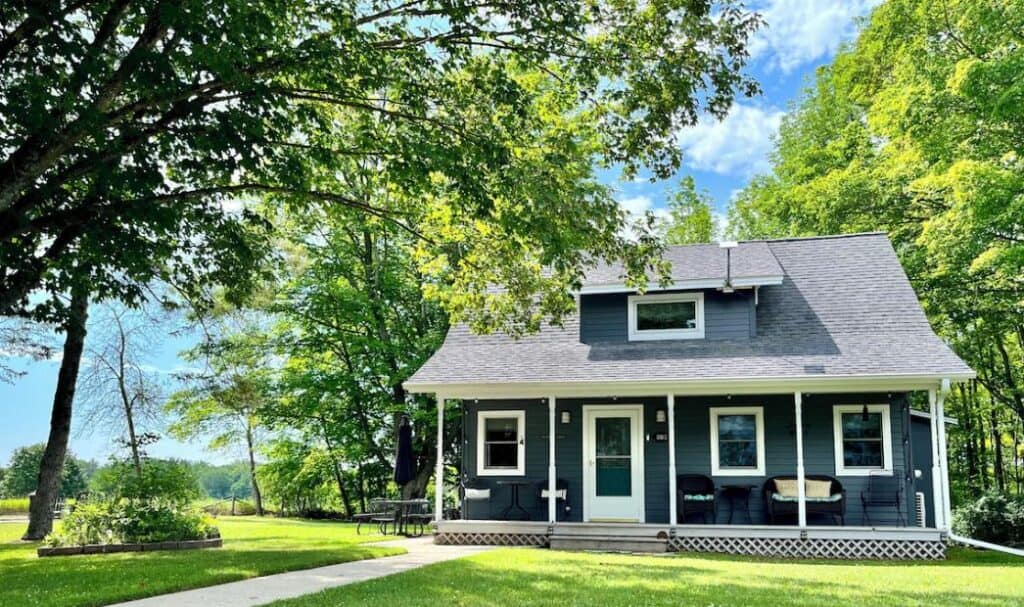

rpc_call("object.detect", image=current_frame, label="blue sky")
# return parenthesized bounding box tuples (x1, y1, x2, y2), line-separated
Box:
(0, 0, 880, 467)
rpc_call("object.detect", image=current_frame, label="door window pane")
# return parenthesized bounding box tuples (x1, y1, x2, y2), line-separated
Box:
(595, 416, 632, 496)
(596, 417, 631, 456)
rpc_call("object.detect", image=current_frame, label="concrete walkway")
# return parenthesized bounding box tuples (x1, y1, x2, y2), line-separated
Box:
(113, 536, 493, 607)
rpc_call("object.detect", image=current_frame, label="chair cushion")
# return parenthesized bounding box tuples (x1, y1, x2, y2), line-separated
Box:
(772, 492, 842, 503)
(682, 494, 715, 501)
(774, 479, 800, 498)
(540, 489, 567, 499)
(806, 479, 833, 498)
(464, 488, 491, 500)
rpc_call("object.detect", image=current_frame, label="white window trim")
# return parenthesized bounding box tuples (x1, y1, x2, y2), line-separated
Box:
(476, 410, 526, 477)
(709, 406, 765, 476)
(627, 292, 705, 341)
(833, 404, 893, 477)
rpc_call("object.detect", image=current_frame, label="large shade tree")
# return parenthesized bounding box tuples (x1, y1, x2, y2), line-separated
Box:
(1, 0, 762, 537)
(728, 0, 1024, 498)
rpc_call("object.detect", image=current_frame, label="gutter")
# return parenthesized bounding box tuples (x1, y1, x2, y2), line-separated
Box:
(948, 534, 1024, 558)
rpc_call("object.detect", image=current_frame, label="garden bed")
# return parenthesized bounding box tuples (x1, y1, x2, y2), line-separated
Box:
(38, 537, 222, 557)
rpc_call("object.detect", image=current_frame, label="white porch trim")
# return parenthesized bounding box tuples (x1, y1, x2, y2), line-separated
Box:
(794, 391, 807, 528)
(928, 388, 946, 530)
(936, 379, 953, 530)
(548, 395, 556, 523)
(406, 373, 974, 399)
(435, 394, 446, 523)
(667, 394, 677, 526)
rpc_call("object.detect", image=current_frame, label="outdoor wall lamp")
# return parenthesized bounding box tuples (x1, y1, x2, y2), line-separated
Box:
(656, 409, 667, 423)
(561, 410, 571, 424)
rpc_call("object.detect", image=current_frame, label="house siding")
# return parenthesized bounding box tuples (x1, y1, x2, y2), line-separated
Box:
(461, 392, 917, 526)
(579, 289, 755, 344)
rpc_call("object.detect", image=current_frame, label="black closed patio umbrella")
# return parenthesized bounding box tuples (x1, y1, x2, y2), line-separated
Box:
(394, 415, 416, 488)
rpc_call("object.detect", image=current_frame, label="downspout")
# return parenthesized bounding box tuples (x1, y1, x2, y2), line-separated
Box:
(948, 534, 1024, 557)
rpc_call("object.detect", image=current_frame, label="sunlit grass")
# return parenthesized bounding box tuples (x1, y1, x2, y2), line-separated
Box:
(271, 545, 1024, 607)
(0, 517, 401, 607)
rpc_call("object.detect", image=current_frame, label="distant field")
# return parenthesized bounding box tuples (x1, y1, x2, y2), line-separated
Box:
(0, 498, 29, 515)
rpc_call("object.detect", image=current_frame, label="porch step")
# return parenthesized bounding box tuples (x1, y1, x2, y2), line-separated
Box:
(549, 534, 667, 554)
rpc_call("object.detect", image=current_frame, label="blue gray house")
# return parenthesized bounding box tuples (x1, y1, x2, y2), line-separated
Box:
(405, 233, 973, 558)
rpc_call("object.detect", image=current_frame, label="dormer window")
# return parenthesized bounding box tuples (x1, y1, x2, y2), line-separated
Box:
(627, 292, 705, 341)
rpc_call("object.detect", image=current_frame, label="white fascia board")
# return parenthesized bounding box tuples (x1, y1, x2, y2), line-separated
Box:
(578, 275, 784, 294)
(405, 372, 975, 399)
(579, 279, 723, 295)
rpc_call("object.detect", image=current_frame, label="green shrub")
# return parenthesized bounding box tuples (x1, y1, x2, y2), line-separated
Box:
(201, 498, 258, 516)
(0, 497, 30, 515)
(952, 492, 1024, 547)
(89, 459, 201, 506)
(45, 499, 219, 547)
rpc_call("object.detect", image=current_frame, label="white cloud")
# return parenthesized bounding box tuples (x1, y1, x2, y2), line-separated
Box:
(618, 195, 654, 217)
(749, 0, 881, 72)
(676, 104, 784, 176)
(616, 194, 671, 241)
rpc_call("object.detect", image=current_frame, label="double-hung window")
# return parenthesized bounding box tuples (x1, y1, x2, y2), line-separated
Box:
(709, 406, 765, 476)
(627, 292, 704, 341)
(833, 404, 893, 476)
(477, 410, 525, 476)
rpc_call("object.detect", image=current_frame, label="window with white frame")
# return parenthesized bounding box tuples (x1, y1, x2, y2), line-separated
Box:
(627, 292, 704, 341)
(476, 410, 525, 476)
(833, 404, 893, 476)
(709, 406, 765, 476)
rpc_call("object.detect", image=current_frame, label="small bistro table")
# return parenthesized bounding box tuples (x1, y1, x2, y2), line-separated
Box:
(376, 498, 431, 536)
(495, 479, 533, 520)
(719, 484, 757, 524)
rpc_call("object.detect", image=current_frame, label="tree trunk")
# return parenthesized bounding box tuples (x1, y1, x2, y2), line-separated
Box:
(991, 407, 1005, 492)
(357, 462, 367, 514)
(115, 315, 143, 477)
(245, 417, 264, 516)
(320, 423, 354, 518)
(23, 286, 88, 540)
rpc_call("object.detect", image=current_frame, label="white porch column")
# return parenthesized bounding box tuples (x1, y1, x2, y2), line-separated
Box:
(794, 391, 807, 528)
(435, 394, 446, 523)
(548, 396, 557, 523)
(936, 379, 953, 529)
(928, 388, 946, 530)
(667, 394, 677, 526)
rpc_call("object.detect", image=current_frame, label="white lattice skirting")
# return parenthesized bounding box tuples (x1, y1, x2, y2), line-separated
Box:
(435, 532, 550, 547)
(668, 536, 947, 560)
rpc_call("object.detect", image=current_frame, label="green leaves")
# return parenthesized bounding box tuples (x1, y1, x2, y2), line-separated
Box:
(1, 0, 760, 333)
(726, 0, 1024, 472)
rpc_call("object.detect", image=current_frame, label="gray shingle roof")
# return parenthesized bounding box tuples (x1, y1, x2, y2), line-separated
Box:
(583, 241, 783, 288)
(407, 233, 973, 389)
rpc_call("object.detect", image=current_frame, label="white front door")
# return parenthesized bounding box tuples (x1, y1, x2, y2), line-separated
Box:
(583, 405, 645, 522)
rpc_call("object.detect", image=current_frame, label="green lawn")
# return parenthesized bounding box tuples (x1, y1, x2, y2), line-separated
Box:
(271, 546, 1024, 607)
(0, 517, 402, 607)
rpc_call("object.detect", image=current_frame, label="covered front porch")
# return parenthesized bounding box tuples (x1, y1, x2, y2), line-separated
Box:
(427, 379, 955, 559)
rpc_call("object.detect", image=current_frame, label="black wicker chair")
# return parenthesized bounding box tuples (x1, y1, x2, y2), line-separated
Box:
(677, 474, 717, 524)
(764, 475, 846, 525)
(861, 470, 905, 527)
